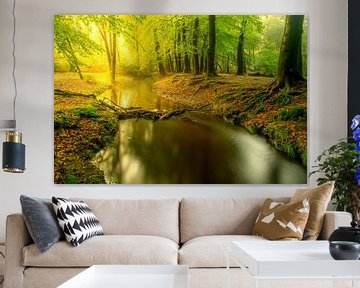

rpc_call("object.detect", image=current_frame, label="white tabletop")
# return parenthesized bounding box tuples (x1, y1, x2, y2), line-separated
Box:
(58, 265, 189, 288)
(231, 241, 360, 278)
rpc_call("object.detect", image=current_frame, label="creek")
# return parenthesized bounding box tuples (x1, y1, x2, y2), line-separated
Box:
(93, 76, 306, 184)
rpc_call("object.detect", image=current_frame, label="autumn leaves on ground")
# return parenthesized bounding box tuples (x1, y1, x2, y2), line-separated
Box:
(54, 15, 307, 184)
(154, 73, 307, 165)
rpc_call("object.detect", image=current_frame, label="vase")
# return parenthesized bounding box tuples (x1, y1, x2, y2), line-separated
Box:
(329, 241, 360, 260)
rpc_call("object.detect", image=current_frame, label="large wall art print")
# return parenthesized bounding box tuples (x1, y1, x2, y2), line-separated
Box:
(54, 14, 307, 184)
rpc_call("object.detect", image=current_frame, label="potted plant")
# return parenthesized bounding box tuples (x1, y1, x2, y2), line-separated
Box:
(310, 115, 360, 222)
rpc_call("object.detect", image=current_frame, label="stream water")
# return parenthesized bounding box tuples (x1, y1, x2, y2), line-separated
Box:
(93, 76, 307, 184)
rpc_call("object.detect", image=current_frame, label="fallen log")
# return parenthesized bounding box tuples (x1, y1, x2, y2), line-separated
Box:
(96, 95, 213, 121)
(159, 109, 185, 120)
(54, 89, 96, 98)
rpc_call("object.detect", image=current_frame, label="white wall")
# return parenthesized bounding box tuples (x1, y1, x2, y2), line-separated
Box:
(0, 0, 348, 242)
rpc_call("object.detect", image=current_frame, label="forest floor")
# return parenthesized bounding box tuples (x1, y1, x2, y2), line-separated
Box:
(54, 73, 118, 184)
(54, 72, 307, 183)
(154, 73, 307, 166)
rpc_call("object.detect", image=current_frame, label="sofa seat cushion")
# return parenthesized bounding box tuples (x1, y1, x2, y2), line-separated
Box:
(179, 235, 267, 268)
(23, 235, 178, 267)
(180, 198, 289, 243)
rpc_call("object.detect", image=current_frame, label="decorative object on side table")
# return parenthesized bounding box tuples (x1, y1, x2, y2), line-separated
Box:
(310, 114, 360, 222)
(329, 241, 360, 260)
(329, 220, 360, 244)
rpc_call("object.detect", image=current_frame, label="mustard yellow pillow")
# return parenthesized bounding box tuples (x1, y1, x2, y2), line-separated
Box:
(252, 198, 310, 240)
(289, 181, 334, 240)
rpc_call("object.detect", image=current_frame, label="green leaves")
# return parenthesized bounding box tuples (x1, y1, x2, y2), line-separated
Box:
(310, 139, 360, 213)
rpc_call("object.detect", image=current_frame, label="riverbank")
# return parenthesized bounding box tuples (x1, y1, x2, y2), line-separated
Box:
(154, 73, 307, 166)
(54, 73, 117, 184)
(54, 71, 307, 183)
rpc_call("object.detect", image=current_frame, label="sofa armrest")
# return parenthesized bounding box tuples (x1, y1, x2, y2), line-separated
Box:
(4, 213, 33, 288)
(318, 211, 352, 240)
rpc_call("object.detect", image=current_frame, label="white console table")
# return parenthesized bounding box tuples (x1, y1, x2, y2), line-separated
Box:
(228, 240, 360, 288)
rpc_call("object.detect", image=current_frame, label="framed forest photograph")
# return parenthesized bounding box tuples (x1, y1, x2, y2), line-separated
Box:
(54, 14, 307, 184)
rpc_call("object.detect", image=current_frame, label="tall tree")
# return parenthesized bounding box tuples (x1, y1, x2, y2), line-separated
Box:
(154, 29, 166, 76)
(207, 15, 216, 76)
(236, 20, 247, 75)
(111, 32, 117, 86)
(272, 15, 305, 90)
(182, 23, 191, 73)
(176, 29, 182, 72)
(192, 17, 200, 75)
(54, 16, 102, 79)
(95, 16, 122, 87)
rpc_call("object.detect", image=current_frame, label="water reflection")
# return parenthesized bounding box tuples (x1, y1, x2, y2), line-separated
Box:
(98, 76, 181, 111)
(93, 112, 306, 184)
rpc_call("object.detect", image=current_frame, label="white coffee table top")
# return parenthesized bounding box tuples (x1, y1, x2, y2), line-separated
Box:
(231, 240, 360, 278)
(57, 265, 189, 288)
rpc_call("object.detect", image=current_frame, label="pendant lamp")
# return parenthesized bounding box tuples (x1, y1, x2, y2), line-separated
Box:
(1, 0, 26, 173)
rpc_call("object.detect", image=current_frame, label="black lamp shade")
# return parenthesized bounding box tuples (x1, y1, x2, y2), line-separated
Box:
(2, 141, 25, 173)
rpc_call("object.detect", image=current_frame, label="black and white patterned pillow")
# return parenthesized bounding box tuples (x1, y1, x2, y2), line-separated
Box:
(52, 197, 104, 247)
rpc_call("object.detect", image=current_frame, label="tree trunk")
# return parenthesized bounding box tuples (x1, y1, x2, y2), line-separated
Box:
(275, 15, 305, 89)
(226, 54, 230, 74)
(193, 17, 200, 75)
(182, 24, 191, 73)
(166, 49, 174, 72)
(236, 32, 246, 75)
(111, 32, 117, 86)
(207, 15, 216, 76)
(98, 23, 111, 71)
(65, 37, 83, 79)
(176, 30, 182, 72)
(154, 30, 166, 76)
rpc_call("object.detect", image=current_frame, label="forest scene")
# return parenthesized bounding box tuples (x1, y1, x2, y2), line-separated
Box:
(54, 15, 307, 184)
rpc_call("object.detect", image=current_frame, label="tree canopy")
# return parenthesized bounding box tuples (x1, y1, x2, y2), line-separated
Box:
(54, 15, 307, 83)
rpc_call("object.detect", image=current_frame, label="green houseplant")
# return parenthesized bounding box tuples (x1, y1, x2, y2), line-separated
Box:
(310, 115, 360, 222)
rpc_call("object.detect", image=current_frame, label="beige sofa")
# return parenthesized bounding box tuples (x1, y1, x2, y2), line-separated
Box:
(4, 198, 352, 288)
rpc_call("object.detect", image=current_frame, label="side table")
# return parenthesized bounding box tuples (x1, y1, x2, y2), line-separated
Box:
(227, 240, 360, 288)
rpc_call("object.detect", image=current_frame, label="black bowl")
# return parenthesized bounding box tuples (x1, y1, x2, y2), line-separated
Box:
(329, 241, 360, 260)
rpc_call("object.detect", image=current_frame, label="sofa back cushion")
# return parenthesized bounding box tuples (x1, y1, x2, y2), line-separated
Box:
(180, 198, 289, 243)
(72, 198, 179, 243)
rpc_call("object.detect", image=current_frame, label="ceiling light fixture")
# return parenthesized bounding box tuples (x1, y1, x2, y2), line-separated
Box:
(0, 0, 25, 173)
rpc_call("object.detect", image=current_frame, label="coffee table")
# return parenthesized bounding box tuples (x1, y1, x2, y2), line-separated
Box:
(228, 241, 360, 288)
(57, 265, 189, 288)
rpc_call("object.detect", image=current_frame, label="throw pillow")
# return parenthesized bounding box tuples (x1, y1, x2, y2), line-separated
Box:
(20, 195, 64, 253)
(52, 197, 104, 247)
(289, 181, 334, 240)
(252, 198, 310, 240)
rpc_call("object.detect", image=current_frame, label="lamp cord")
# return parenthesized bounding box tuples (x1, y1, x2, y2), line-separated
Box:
(11, 0, 17, 129)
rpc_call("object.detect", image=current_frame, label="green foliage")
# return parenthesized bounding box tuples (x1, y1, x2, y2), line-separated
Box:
(309, 140, 360, 213)
(270, 90, 293, 106)
(263, 125, 296, 158)
(54, 111, 77, 129)
(64, 175, 80, 184)
(253, 16, 285, 76)
(54, 16, 103, 74)
(247, 125, 261, 134)
(71, 107, 99, 119)
(254, 102, 266, 114)
(277, 106, 306, 121)
(254, 42, 279, 76)
(54, 15, 306, 78)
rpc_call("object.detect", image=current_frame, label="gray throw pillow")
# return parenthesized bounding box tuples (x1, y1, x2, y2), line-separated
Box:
(20, 195, 64, 253)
